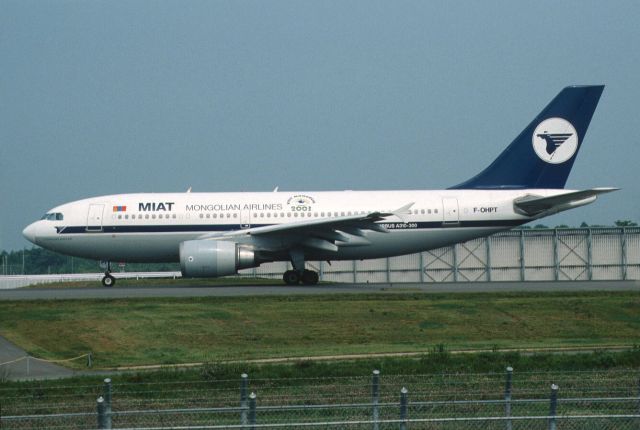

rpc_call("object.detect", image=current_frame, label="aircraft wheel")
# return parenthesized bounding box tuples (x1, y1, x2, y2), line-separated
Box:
(283, 270, 300, 285)
(301, 270, 319, 285)
(102, 274, 116, 287)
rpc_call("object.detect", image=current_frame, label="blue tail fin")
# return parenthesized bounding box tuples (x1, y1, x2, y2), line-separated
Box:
(450, 85, 604, 189)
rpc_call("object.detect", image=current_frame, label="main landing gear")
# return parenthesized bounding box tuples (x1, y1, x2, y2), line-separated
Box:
(282, 249, 320, 285)
(282, 249, 319, 285)
(100, 261, 116, 287)
(283, 269, 319, 285)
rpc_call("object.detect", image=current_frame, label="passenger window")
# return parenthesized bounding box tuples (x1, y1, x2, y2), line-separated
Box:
(294, 213, 298, 217)
(152, 214, 156, 219)
(172, 214, 176, 219)
(267, 213, 271, 218)
(118, 215, 122, 219)
(213, 213, 217, 218)
(145, 214, 149, 219)
(199, 213, 204, 218)
(206, 213, 210, 218)
(434, 209, 438, 213)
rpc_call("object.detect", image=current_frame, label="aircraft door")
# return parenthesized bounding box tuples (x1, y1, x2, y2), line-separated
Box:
(442, 197, 459, 225)
(86, 204, 105, 231)
(240, 209, 251, 229)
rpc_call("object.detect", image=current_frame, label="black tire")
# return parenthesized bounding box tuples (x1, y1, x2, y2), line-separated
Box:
(282, 270, 300, 285)
(102, 275, 116, 287)
(301, 270, 319, 285)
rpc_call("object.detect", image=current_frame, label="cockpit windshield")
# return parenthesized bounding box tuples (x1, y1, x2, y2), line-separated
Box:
(40, 212, 64, 221)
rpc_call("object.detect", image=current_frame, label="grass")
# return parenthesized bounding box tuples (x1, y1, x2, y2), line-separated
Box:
(1, 350, 639, 418)
(0, 291, 638, 369)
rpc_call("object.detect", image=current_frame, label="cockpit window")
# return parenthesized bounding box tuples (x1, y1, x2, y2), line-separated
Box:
(40, 212, 64, 221)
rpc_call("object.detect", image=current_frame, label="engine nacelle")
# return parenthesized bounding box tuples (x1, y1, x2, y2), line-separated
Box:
(180, 240, 257, 278)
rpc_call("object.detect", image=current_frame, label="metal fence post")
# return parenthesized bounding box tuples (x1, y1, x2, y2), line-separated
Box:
(452, 245, 458, 282)
(372, 369, 380, 430)
(353, 260, 357, 283)
(519, 229, 525, 281)
(240, 373, 249, 426)
(249, 392, 257, 430)
(636, 377, 640, 416)
(103, 378, 112, 428)
(553, 229, 559, 281)
(87, 353, 93, 368)
(586, 228, 593, 280)
(386, 257, 391, 283)
(504, 367, 513, 430)
(97, 396, 108, 429)
(486, 237, 492, 282)
(621, 227, 628, 280)
(548, 384, 558, 430)
(399, 387, 408, 430)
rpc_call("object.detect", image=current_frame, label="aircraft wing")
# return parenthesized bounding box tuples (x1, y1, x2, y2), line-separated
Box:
(200, 203, 414, 252)
(513, 188, 618, 216)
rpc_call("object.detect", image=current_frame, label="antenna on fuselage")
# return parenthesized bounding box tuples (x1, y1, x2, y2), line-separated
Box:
(186, 187, 192, 193)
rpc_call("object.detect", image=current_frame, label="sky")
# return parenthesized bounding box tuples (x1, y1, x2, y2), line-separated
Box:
(1, 0, 639, 251)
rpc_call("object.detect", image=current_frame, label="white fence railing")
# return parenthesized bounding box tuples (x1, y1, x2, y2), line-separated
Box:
(0, 272, 181, 289)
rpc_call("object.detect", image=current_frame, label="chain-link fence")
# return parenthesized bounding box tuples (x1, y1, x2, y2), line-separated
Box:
(1, 368, 639, 429)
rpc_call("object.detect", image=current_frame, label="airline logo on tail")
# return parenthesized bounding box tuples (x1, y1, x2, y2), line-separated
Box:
(532, 117, 578, 164)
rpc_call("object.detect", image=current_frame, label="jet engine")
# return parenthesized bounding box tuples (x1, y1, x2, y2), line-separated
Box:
(180, 240, 257, 278)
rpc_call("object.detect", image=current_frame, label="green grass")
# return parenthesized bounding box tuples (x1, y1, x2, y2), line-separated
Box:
(1, 351, 639, 419)
(0, 291, 638, 368)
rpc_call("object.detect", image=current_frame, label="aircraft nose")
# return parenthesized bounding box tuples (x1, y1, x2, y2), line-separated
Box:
(22, 222, 38, 244)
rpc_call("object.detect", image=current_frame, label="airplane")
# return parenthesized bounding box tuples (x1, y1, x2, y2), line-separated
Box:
(23, 85, 617, 287)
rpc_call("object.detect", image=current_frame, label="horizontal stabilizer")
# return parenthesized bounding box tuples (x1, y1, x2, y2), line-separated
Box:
(514, 188, 618, 216)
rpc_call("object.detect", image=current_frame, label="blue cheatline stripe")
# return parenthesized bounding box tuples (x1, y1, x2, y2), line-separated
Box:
(56, 220, 525, 235)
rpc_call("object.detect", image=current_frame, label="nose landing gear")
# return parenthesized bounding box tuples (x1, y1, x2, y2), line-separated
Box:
(100, 261, 116, 287)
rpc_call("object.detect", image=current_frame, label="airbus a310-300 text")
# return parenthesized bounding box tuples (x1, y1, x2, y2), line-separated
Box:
(23, 85, 616, 286)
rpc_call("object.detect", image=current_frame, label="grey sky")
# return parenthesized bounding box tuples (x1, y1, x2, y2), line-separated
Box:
(1, 0, 639, 251)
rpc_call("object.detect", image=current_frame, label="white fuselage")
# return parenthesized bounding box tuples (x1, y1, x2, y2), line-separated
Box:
(23, 189, 572, 263)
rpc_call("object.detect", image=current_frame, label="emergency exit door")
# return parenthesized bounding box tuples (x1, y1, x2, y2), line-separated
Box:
(442, 197, 459, 225)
